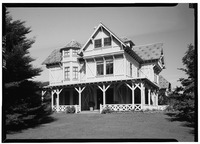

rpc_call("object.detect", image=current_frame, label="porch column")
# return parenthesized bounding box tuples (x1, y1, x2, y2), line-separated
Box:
(98, 84, 110, 106)
(56, 89, 63, 112)
(156, 92, 158, 106)
(148, 89, 151, 105)
(51, 90, 55, 110)
(141, 83, 145, 109)
(125, 83, 135, 108)
(75, 86, 86, 112)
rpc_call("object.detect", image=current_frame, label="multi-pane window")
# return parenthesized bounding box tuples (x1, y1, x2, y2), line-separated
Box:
(64, 67, 70, 80)
(130, 63, 132, 77)
(104, 37, 111, 46)
(97, 61, 104, 75)
(73, 67, 78, 79)
(94, 39, 102, 48)
(72, 49, 78, 56)
(64, 50, 70, 56)
(106, 60, 113, 75)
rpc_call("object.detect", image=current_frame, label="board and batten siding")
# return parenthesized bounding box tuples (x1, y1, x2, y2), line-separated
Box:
(86, 59, 96, 79)
(49, 65, 63, 84)
(124, 52, 139, 78)
(140, 64, 154, 82)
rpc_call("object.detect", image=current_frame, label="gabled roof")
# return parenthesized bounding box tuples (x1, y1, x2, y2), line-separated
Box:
(79, 22, 127, 53)
(132, 43, 163, 61)
(159, 75, 171, 89)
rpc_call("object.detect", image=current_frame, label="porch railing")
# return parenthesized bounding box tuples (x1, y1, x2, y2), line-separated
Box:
(100, 104, 142, 113)
(52, 105, 80, 113)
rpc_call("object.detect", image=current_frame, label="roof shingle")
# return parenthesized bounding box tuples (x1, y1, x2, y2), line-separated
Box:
(132, 43, 163, 61)
(42, 40, 81, 65)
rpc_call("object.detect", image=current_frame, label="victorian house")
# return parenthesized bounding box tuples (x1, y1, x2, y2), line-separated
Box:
(42, 22, 168, 113)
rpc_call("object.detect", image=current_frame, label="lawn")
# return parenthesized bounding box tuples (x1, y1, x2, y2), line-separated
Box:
(6, 112, 194, 142)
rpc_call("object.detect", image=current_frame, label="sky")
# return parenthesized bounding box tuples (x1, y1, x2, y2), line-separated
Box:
(8, 4, 195, 88)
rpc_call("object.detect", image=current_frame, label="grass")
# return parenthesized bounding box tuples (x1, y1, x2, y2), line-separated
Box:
(6, 112, 194, 142)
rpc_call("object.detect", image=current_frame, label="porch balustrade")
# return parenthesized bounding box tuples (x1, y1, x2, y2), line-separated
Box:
(100, 104, 142, 113)
(52, 105, 80, 113)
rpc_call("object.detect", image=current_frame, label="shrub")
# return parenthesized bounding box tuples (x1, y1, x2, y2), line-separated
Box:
(101, 107, 112, 114)
(66, 106, 75, 114)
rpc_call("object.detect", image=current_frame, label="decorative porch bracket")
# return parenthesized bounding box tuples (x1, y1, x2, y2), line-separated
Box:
(98, 84, 110, 106)
(125, 83, 135, 108)
(126, 82, 144, 110)
(75, 86, 86, 112)
(51, 89, 63, 112)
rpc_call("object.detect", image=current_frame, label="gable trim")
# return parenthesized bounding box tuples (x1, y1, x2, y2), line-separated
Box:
(79, 22, 127, 53)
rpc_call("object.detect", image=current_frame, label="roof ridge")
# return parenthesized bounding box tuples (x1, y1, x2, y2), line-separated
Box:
(132, 42, 163, 48)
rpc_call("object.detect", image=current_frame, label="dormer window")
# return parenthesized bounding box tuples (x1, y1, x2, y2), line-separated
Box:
(72, 49, 78, 56)
(64, 50, 70, 57)
(94, 39, 102, 48)
(104, 37, 111, 46)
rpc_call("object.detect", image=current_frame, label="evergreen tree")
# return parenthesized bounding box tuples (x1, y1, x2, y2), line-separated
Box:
(3, 11, 51, 132)
(169, 44, 195, 123)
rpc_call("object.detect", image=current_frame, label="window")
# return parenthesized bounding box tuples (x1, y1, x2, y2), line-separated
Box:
(64, 50, 70, 56)
(73, 67, 78, 79)
(94, 39, 102, 48)
(72, 49, 78, 55)
(97, 61, 104, 75)
(64, 67, 70, 80)
(130, 63, 132, 77)
(104, 37, 111, 46)
(106, 60, 113, 75)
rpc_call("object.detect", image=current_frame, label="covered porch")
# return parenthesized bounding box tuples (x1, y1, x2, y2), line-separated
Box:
(42, 78, 159, 113)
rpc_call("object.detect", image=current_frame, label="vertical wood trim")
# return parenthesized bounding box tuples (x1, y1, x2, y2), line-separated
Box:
(103, 84, 106, 106)
(140, 83, 144, 109)
(51, 90, 54, 110)
(124, 54, 126, 76)
(56, 91, 59, 112)
(148, 89, 151, 105)
(132, 83, 135, 107)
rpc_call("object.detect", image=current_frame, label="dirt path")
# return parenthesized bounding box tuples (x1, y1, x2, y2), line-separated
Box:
(6, 112, 194, 141)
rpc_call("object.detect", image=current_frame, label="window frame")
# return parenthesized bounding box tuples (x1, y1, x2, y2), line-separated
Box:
(73, 67, 78, 80)
(96, 61, 104, 76)
(104, 37, 112, 47)
(94, 39, 102, 48)
(64, 67, 70, 81)
(72, 49, 78, 56)
(64, 50, 70, 57)
(106, 60, 113, 75)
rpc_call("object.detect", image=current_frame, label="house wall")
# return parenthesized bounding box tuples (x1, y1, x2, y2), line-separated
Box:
(48, 64, 63, 85)
(124, 52, 139, 78)
(139, 64, 154, 82)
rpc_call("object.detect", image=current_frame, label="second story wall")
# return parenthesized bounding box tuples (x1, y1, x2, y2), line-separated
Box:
(47, 64, 63, 85)
(124, 52, 140, 78)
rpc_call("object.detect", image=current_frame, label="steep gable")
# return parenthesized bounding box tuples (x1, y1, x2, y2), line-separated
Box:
(80, 22, 127, 53)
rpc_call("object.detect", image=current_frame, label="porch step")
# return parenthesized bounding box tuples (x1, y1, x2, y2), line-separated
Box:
(79, 110, 100, 114)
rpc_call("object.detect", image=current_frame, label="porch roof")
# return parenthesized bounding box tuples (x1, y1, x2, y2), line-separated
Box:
(42, 77, 159, 90)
